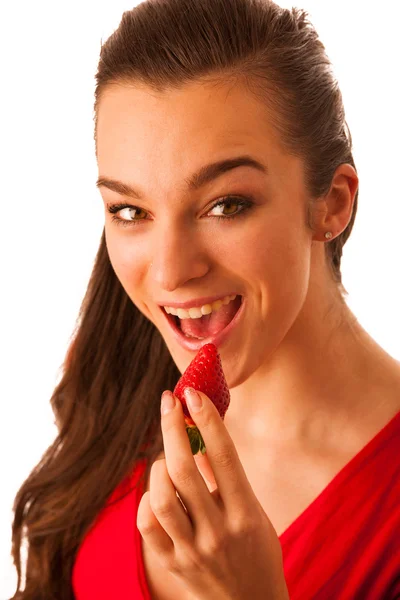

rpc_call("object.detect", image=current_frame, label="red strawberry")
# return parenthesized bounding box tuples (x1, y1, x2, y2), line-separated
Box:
(173, 343, 230, 455)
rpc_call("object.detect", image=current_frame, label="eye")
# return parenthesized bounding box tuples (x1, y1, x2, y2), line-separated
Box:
(208, 197, 249, 218)
(106, 195, 254, 228)
(119, 206, 147, 221)
(107, 203, 148, 227)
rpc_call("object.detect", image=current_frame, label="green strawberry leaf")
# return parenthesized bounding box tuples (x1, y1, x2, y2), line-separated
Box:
(186, 425, 206, 455)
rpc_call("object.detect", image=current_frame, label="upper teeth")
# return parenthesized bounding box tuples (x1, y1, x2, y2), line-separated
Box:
(164, 294, 237, 319)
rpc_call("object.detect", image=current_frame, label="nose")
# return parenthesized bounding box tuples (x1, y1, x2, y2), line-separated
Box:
(150, 223, 210, 292)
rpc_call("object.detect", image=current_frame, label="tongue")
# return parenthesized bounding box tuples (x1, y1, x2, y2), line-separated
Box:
(180, 296, 241, 339)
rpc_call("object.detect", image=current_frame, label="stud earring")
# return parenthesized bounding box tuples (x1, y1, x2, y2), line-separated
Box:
(325, 232, 333, 240)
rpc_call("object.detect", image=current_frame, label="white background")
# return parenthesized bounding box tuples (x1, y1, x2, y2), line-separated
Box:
(1, 1, 399, 597)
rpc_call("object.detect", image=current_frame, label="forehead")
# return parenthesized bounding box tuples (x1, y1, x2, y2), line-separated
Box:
(95, 81, 299, 198)
(97, 81, 282, 152)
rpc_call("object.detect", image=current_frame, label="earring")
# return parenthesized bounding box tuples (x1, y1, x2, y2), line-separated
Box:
(325, 232, 333, 240)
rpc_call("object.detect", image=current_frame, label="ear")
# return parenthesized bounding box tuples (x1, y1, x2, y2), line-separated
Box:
(310, 163, 359, 242)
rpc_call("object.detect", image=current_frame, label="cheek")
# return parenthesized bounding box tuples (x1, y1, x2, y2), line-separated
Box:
(234, 219, 309, 278)
(245, 225, 311, 318)
(105, 231, 146, 294)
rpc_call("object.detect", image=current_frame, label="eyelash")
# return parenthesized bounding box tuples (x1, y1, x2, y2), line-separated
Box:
(106, 196, 254, 228)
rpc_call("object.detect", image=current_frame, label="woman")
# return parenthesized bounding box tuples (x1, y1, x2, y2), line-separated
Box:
(9, 0, 400, 598)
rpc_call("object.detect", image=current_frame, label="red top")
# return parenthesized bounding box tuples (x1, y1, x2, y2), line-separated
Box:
(72, 410, 400, 599)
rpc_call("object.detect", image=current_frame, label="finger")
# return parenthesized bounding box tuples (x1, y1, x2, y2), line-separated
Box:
(184, 388, 255, 514)
(194, 452, 218, 493)
(136, 490, 175, 564)
(149, 456, 194, 546)
(160, 392, 221, 531)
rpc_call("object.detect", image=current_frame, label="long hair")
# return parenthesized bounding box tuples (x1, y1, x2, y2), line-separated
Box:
(9, 1, 358, 597)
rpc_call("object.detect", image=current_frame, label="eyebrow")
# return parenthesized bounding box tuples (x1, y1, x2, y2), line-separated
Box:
(96, 155, 268, 200)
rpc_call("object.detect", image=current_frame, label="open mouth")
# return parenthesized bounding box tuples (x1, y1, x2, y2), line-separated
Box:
(161, 294, 244, 349)
(172, 314, 183, 330)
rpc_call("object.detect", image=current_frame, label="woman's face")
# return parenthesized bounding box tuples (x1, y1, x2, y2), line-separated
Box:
(96, 80, 315, 386)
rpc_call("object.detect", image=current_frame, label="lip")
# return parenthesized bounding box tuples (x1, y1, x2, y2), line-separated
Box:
(157, 293, 238, 310)
(161, 295, 245, 351)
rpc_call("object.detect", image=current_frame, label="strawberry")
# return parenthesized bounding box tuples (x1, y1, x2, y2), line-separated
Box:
(173, 343, 230, 455)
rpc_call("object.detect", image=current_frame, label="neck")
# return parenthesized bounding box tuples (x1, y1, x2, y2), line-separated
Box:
(225, 281, 399, 449)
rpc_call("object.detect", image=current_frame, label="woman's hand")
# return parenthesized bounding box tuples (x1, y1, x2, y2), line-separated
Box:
(137, 388, 289, 600)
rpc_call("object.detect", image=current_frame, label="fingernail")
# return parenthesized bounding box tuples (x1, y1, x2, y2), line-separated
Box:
(161, 390, 175, 415)
(184, 387, 202, 412)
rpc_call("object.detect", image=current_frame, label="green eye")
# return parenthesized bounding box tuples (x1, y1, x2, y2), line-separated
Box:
(107, 195, 254, 228)
(209, 197, 245, 217)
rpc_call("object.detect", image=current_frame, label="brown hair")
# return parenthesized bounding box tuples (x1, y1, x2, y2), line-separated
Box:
(9, 0, 358, 597)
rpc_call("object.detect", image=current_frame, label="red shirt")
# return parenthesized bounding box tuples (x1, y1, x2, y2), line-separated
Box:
(72, 410, 400, 599)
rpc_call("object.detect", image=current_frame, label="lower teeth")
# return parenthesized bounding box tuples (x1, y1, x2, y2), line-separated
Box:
(175, 316, 207, 340)
(185, 332, 207, 340)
